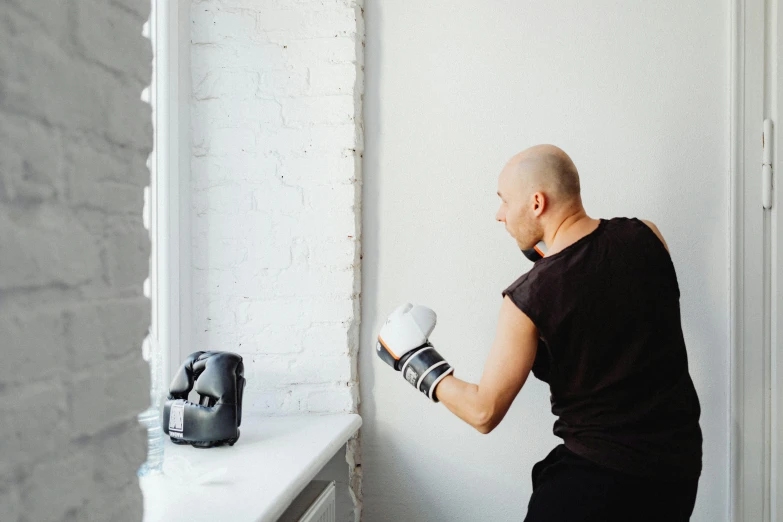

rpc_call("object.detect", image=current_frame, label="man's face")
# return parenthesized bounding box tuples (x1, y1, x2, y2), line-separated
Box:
(496, 169, 542, 250)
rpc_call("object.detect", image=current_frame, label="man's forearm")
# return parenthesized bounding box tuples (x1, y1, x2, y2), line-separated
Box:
(435, 374, 493, 433)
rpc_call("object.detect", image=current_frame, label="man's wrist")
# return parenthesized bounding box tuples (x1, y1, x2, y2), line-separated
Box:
(432, 372, 455, 403)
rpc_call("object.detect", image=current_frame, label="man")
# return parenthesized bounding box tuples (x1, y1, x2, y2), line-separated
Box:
(375, 145, 703, 521)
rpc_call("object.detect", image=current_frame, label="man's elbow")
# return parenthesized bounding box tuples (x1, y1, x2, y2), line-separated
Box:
(475, 422, 495, 435)
(473, 408, 500, 434)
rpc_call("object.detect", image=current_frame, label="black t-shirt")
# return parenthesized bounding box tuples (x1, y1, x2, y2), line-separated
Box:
(502, 217, 702, 481)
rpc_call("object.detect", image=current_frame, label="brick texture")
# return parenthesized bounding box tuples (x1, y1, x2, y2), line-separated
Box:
(190, 3, 364, 519)
(191, 0, 364, 418)
(0, 0, 152, 520)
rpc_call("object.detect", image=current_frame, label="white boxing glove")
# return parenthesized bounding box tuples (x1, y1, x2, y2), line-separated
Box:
(376, 303, 454, 402)
(378, 303, 437, 360)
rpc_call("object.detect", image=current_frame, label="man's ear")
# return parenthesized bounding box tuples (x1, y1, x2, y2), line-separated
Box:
(532, 192, 546, 216)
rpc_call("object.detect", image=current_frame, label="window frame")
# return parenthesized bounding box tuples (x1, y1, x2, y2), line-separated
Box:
(148, 0, 191, 385)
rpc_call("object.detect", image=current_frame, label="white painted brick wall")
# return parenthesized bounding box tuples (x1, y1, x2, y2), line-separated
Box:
(190, 0, 364, 419)
(0, 1, 152, 520)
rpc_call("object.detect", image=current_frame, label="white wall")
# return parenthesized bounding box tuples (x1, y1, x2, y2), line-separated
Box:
(189, 0, 364, 416)
(361, 1, 729, 521)
(0, 0, 152, 520)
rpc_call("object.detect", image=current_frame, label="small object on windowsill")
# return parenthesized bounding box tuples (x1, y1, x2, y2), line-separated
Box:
(138, 334, 166, 477)
(140, 413, 361, 522)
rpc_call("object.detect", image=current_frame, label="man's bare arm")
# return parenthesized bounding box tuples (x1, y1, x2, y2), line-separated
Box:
(435, 296, 538, 434)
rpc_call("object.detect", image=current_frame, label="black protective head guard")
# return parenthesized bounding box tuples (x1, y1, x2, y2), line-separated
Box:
(162, 351, 245, 448)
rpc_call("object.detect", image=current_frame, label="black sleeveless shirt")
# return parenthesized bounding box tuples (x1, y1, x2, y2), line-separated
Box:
(502, 217, 702, 480)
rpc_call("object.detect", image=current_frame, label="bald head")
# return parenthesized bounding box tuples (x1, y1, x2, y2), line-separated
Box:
(497, 145, 589, 250)
(503, 144, 581, 208)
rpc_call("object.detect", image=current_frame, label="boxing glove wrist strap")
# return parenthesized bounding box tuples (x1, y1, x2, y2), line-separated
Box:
(399, 342, 454, 403)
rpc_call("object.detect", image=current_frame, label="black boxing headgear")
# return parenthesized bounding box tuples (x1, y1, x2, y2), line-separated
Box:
(162, 351, 246, 448)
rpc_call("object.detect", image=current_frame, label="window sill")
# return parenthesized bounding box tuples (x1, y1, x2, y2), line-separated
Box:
(140, 413, 362, 522)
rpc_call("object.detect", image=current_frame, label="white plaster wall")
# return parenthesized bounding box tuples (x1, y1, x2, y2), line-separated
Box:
(361, 1, 729, 520)
(0, 0, 152, 520)
(189, 0, 364, 417)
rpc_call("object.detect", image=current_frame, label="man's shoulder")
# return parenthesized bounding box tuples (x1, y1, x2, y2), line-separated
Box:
(605, 217, 668, 245)
(637, 218, 670, 252)
(502, 270, 530, 298)
(502, 263, 547, 299)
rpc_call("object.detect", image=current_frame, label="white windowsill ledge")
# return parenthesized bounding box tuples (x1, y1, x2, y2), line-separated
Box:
(140, 413, 362, 522)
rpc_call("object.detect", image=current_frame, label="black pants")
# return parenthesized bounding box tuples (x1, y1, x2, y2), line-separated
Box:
(524, 445, 699, 522)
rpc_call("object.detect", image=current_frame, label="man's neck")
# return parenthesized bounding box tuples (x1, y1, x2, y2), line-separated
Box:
(544, 210, 597, 257)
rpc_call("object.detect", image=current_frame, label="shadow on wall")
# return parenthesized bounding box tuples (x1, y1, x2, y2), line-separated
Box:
(360, 0, 382, 410)
(358, 0, 382, 517)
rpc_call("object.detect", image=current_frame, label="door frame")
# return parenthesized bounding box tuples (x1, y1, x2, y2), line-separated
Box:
(730, 0, 779, 520)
